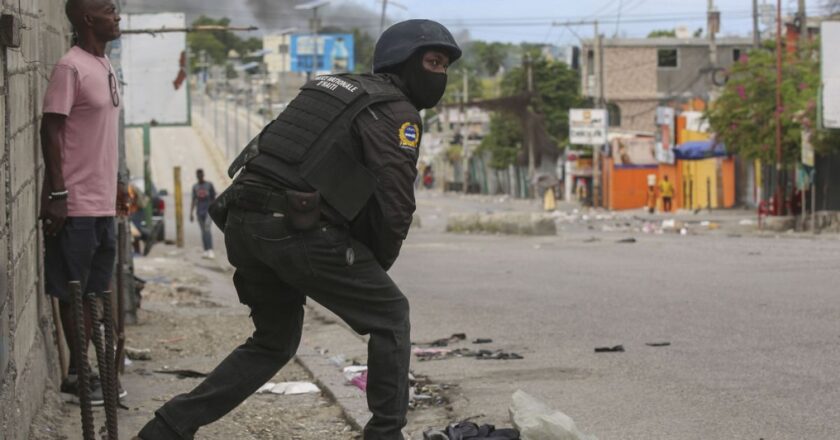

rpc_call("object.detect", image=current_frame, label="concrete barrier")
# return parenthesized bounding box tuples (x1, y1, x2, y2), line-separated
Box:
(446, 212, 557, 236)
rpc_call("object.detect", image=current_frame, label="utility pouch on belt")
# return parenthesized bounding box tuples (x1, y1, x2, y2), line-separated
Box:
(285, 190, 320, 231)
(208, 186, 235, 230)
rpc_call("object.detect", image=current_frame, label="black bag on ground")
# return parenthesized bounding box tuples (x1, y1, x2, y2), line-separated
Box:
(424, 421, 520, 440)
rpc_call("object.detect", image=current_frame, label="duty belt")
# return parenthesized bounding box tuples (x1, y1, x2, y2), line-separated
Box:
(231, 185, 289, 214)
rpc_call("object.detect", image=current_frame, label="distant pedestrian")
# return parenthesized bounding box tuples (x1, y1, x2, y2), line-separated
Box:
(423, 164, 434, 189)
(190, 169, 216, 259)
(40, 0, 126, 404)
(647, 185, 657, 214)
(659, 175, 674, 212)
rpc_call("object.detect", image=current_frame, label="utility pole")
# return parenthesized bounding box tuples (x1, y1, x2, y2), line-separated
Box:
(592, 21, 604, 208)
(379, 0, 388, 36)
(234, 86, 239, 149)
(774, 0, 784, 215)
(524, 55, 536, 198)
(798, 0, 807, 46)
(461, 69, 470, 194)
(708, 0, 718, 71)
(225, 77, 230, 158)
(752, 0, 761, 48)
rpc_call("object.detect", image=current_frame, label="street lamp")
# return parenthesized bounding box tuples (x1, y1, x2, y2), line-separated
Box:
(295, 0, 330, 80)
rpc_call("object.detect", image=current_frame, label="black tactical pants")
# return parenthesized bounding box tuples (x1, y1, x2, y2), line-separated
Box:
(139, 206, 411, 440)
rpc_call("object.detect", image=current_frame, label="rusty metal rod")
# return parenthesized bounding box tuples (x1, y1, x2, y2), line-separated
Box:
(71, 282, 95, 440)
(101, 290, 120, 439)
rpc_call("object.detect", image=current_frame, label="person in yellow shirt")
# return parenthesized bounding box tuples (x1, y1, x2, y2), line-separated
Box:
(659, 175, 675, 212)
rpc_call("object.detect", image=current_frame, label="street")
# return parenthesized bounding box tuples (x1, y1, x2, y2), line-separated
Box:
(126, 123, 840, 439)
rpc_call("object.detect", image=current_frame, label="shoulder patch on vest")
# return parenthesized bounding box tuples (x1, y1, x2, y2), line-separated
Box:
(398, 122, 420, 148)
(303, 75, 363, 104)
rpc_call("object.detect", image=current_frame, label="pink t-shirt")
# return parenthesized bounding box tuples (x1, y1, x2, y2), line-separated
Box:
(43, 45, 120, 217)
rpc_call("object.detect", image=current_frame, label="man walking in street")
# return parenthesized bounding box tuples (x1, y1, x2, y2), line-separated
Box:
(190, 168, 216, 259)
(40, 0, 126, 404)
(660, 174, 675, 212)
(137, 19, 461, 440)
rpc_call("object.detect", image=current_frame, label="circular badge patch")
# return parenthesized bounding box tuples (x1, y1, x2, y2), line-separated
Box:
(399, 122, 420, 148)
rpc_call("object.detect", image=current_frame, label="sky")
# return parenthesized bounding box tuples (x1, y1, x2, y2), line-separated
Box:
(123, 0, 832, 44)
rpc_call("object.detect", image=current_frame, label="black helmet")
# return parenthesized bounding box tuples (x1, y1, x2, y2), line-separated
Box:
(373, 19, 462, 73)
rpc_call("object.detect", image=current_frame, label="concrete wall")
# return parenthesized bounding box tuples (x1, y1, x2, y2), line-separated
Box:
(0, 0, 69, 437)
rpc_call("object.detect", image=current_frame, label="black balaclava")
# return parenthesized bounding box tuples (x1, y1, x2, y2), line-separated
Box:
(397, 50, 448, 110)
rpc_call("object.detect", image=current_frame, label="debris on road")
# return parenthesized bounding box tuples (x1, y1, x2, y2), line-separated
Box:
(125, 346, 151, 360)
(350, 371, 368, 392)
(594, 345, 625, 353)
(342, 365, 368, 383)
(510, 390, 597, 440)
(645, 342, 671, 347)
(616, 237, 637, 243)
(257, 381, 320, 395)
(409, 373, 453, 410)
(413, 347, 523, 361)
(153, 369, 208, 379)
(472, 338, 493, 344)
(414, 333, 467, 347)
(423, 421, 520, 439)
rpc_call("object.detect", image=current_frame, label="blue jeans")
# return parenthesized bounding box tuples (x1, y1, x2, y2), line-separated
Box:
(197, 212, 213, 251)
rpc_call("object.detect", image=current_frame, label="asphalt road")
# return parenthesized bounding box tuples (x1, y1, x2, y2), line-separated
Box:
(395, 194, 840, 440)
(139, 122, 840, 439)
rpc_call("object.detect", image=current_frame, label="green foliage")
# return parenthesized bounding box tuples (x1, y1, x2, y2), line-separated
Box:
(478, 114, 521, 169)
(187, 16, 263, 67)
(705, 41, 840, 163)
(647, 29, 676, 38)
(471, 41, 509, 76)
(353, 29, 375, 73)
(501, 57, 584, 144)
(478, 55, 583, 169)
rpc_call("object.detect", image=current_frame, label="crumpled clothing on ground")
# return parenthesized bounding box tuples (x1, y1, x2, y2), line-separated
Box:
(424, 421, 520, 440)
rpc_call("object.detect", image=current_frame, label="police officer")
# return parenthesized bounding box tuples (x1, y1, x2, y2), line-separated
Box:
(136, 19, 460, 440)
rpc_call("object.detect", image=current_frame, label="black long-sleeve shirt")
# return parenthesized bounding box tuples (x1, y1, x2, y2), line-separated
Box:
(349, 80, 421, 270)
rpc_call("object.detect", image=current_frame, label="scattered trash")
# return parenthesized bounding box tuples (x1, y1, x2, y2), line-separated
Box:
(410, 373, 453, 409)
(472, 338, 493, 344)
(256, 381, 320, 395)
(343, 365, 368, 383)
(413, 347, 523, 361)
(509, 390, 598, 440)
(583, 237, 600, 243)
(475, 349, 523, 360)
(154, 369, 207, 379)
(327, 354, 346, 367)
(412, 348, 453, 360)
(350, 371, 368, 392)
(616, 238, 636, 243)
(739, 219, 755, 226)
(423, 421, 520, 440)
(645, 342, 671, 347)
(594, 345, 624, 353)
(157, 336, 186, 344)
(414, 333, 467, 347)
(748, 251, 761, 256)
(125, 346, 151, 361)
(679, 228, 688, 235)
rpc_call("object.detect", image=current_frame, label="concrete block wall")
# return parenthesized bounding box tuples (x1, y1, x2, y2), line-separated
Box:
(0, 0, 69, 438)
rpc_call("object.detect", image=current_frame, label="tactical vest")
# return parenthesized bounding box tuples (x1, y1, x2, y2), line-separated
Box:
(228, 74, 406, 221)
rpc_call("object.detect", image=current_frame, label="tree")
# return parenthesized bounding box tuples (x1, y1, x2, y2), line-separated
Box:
(187, 16, 262, 67)
(472, 41, 509, 76)
(479, 56, 583, 169)
(705, 40, 840, 163)
(647, 29, 676, 38)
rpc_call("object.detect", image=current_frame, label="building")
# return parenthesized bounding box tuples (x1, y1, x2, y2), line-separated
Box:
(0, 1, 70, 436)
(580, 37, 753, 133)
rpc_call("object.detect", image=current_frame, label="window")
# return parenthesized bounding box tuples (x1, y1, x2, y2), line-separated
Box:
(657, 49, 678, 68)
(732, 48, 742, 62)
(607, 103, 621, 127)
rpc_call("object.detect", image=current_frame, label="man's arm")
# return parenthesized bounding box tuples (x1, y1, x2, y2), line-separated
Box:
(40, 113, 68, 235)
(352, 101, 420, 270)
(190, 185, 196, 222)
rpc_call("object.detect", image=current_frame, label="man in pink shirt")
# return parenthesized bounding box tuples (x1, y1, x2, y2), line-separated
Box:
(41, 0, 126, 405)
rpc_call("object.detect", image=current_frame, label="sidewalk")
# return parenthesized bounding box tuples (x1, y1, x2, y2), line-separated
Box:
(32, 245, 359, 440)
